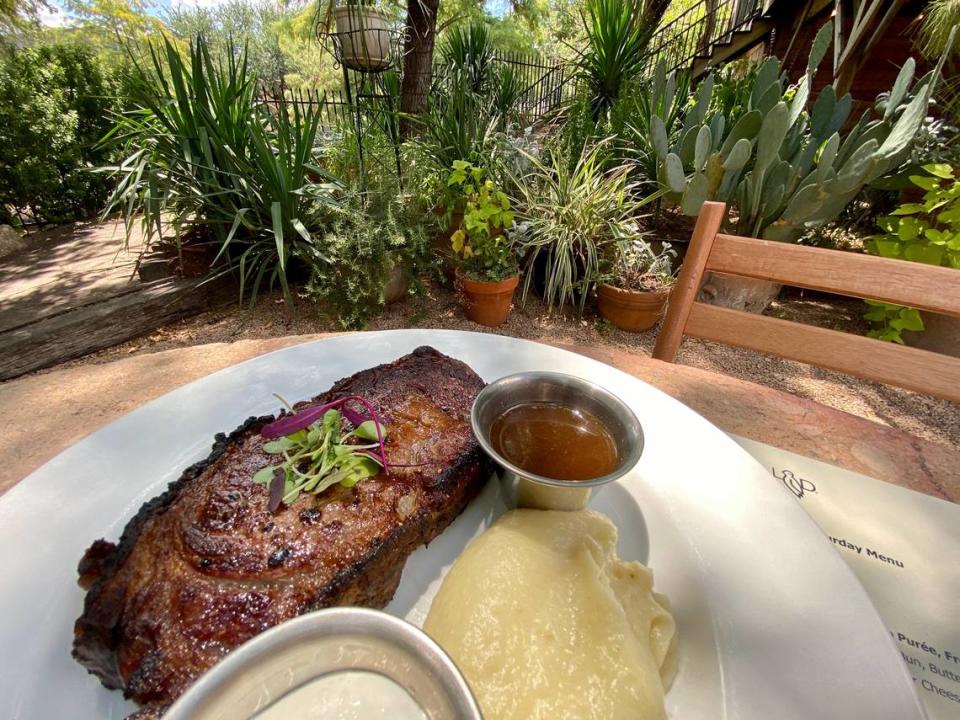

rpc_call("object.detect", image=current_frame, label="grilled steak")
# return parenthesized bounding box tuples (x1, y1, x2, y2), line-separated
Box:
(73, 346, 489, 715)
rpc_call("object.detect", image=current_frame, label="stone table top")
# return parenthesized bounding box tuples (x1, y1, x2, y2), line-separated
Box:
(0, 333, 957, 502)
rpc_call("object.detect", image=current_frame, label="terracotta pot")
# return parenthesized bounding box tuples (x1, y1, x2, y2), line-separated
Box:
(596, 283, 670, 332)
(698, 272, 782, 314)
(457, 272, 519, 327)
(170, 244, 216, 279)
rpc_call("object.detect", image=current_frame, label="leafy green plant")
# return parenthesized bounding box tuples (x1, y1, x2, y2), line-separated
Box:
(102, 35, 340, 307)
(0, 41, 119, 225)
(869, 164, 960, 268)
(301, 189, 431, 328)
(447, 160, 516, 281)
(863, 163, 960, 342)
(601, 238, 678, 291)
(708, 57, 760, 126)
(863, 301, 925, 344)
(575, 0, 658, 120)
(511, 141, 646, 315)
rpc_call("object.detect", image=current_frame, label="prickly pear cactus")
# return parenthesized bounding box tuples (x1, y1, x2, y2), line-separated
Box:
(656, 19, 950, 243)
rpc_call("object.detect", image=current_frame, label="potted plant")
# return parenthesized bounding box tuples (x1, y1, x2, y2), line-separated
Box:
(597, 238, 678, 332)
(333, 0, 391, 71)
(446, 160, 518, 326)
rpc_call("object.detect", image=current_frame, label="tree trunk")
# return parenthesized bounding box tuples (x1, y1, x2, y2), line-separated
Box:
(399, 0, 439, 138)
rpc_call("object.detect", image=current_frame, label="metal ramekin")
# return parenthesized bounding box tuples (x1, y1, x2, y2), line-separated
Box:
(162, 607, 482, 720)
(471, 371, 643, 508)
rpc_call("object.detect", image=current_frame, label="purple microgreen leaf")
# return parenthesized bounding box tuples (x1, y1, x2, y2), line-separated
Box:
(261, 399, 344, 438)
(340, 405, 368, 426)
(359, 449, 386, 466)
(268, 468, 285, 514)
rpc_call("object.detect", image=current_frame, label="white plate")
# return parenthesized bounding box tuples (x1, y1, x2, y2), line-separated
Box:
(0, 330, 923, 720)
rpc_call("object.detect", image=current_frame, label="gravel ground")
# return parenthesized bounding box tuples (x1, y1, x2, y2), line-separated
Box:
(55, 278, 960, 449)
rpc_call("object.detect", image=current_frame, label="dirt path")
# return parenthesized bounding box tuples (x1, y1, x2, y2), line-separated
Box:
(44, 278, 960, 449)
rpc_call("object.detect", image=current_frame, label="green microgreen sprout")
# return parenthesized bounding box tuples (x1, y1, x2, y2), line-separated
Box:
(253, 399, 389, 513)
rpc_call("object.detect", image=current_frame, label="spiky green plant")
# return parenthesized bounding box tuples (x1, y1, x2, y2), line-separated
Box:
(511, 140, 650, 315)
(100, 35, 342, 308)
(576, 0, 659, 120)
(438, 20, 495, 96)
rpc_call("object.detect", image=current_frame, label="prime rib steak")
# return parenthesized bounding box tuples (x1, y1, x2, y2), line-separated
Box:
(73, 346, 489, 716)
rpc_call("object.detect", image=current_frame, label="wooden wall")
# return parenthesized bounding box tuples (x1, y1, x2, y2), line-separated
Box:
(769, 0, 930, 105)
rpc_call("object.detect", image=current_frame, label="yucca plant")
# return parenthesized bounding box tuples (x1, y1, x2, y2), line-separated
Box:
(576, 0, 659, 121)
(101, 35, 341, 308)
(511, 140, 650, 316)
(491, 65, 523, 128)
(438, 20, 495, 96)
(418, 78, 499, 177)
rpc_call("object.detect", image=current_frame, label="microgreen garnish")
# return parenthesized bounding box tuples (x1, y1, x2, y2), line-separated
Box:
(254, 396, 389, 512)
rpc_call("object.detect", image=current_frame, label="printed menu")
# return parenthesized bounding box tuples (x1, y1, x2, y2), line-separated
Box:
(735, 436, 960, 719)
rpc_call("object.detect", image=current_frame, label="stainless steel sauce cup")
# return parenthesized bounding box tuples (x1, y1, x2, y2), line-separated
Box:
(162, 607, 482, 720)
(471, 371, 644, 510)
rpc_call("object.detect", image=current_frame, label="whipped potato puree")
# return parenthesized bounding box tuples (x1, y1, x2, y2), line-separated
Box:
(424, 509, 677, 720)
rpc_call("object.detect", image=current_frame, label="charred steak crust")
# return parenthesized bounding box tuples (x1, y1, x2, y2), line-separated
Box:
(73, 346, 489, 711)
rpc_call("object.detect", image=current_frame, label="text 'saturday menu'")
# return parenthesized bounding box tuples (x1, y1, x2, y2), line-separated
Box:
(735, 436, 960, 719)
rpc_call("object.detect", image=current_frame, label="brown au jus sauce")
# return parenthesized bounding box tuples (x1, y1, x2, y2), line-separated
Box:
(489, 402, 619, 481)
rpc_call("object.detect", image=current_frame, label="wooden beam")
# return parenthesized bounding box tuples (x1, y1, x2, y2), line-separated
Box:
(0, 278, 232, 381)
(686, 303, 960, 403)
(653, 202, 727, 362)
(707, 234, 960, 318)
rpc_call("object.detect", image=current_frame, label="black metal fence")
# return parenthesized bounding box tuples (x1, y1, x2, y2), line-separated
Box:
(491, 50, 573, 119)
(261, 51, 573, 130)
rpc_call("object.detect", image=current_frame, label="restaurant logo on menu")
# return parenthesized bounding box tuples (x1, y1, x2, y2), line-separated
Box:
(773, 468, 817, 499)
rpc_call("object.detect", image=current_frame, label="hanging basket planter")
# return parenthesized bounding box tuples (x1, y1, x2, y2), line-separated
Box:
(333, 6, 391, 71)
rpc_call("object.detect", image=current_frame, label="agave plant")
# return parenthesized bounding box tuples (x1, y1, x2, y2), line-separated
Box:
(100, 35, 342, 307)
(511, 140, 651, 315)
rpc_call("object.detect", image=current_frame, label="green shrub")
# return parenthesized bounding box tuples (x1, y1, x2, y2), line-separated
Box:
(0, 42, 119, 225)
(511, 140, 645, 315)
(864, 163, 960, 342)
(301, 191, 431, 328)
